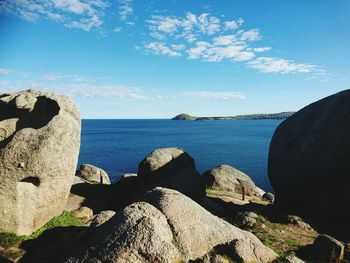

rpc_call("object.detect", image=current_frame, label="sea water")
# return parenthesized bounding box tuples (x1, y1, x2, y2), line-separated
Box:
(78, 119, 282, 192)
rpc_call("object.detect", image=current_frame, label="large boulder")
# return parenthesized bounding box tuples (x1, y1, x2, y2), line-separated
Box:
(268, 89, 350, 236)
(66, 202, 181, 263)
(143, 188, 277, 262)
(203, 165, 256, 196)
(0, 89, 81, 235)
(66, 188, 277, 263)
(137, 147, 202, 197)
(76, 164, 111, 185)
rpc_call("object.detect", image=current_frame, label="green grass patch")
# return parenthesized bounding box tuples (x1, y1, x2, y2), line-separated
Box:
(30, 211, 82, 239)
(0, 211, 82, 249)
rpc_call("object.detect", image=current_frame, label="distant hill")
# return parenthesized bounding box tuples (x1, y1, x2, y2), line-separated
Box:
(172, 112, 295, 121)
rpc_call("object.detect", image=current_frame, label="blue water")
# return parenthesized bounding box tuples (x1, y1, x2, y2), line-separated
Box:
(78, 119, 282, 192)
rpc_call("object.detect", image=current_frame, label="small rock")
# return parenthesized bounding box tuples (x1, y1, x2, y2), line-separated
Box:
(234, 212, 258, 229)
(15, 92, 37, 111)
(285, 253, 306, 263)
(76, 164, 111, 185)
(203, 165, 256, 196)
(137, 147, 201, 197)
(262, 192, 275, 202)
(311, 234, 344, 262)
(89, 210, 116, 228)
(72, 207, 93, 220)
(285, 215, 313, 230)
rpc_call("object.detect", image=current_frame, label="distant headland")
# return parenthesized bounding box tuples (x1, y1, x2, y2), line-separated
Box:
(172, 112, 295, 121)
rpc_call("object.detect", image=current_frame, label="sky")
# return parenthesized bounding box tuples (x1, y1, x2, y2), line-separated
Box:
(0, 0, 349, 119)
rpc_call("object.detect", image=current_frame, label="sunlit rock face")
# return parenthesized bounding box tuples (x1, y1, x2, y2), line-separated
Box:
(0, 89, 81, 235)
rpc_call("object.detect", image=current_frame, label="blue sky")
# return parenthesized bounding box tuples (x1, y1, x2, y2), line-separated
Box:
(0, 0, 349, 118)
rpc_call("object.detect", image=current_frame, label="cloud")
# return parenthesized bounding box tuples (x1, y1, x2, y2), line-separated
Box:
(144, 42, 181, 57)
(146, 12, 232, 42)
(0, 0, 109, 32)
(184, 90, 246, 100)
(224, 17, 244, 30)
(119, 0, 133, 22)
(0, 68, 12, 75)
(143, 11, 328, 79)
(113, 26, 122, 32)
(0, 72, 167, 100)
(42, 73, 64, 80)
(187, 41, 255, 62)
(248, 57, 323, 74)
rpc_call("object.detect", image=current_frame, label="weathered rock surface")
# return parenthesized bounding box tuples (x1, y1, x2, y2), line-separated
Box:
(72, 207, 93, 220)
(268, 89, 350, 235)
(285, 253, 306, 263)
(137, 147, 202, 197)
(143, 187, 277, 262)
(66, 188, 276, 263)
(203, 165, 256, 196)
(234, 211, 259, 229)
(66, 202, 180, 263)
(89, 210, 116, 228)
(76, 164, 110, 185)
(0, 89, 81, 235)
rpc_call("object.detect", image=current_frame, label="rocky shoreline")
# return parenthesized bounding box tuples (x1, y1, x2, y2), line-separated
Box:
(1, 89, 350, 263)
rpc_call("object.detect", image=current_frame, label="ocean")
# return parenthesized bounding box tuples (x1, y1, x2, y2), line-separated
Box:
(78, 119, 282, 192)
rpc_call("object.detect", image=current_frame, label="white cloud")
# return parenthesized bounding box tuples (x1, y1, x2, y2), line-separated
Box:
(187, 41, 255, 62)
(144, 42, 181, 57)
(240, 28, 260, 41)
(0, 0, 109, 32)
(0, 68, 12, 75)
(145, 12, 264, 63)
(213, 35, 236, 46)
(252, 47, 271, 52)
(119, 0, 133, 21)
(0, 73, 167, 100)
(147, 12, 228, 42)
(197, 13, 221, 35)
(224, 20, 238, 30)
(248, 57, 321, 74)
(42, 73, 64, 80)
(113, 26, 122, 32)
(143, 11, 327, 78)
(184, 90, 246, 100)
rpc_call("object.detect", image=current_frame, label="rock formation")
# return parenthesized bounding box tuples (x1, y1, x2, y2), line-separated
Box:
(142, 188, 276, 262)
(203, 165, 256, 196)
(0, 89, 81, 235)
(76, 164, 111, 185)
(268, 89, 350, 237)
(66, 188, 277, 263)
(66, 202, 181, 263)
(137, 147, 202, 197)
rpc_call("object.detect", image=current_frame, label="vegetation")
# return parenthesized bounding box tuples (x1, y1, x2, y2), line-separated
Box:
(248, 215, 317, 257)
(0, 211, 82, 248)
(30, 211, 82, 239)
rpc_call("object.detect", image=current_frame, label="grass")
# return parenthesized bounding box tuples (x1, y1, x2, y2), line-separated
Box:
(0, 211, 82, 249)
(30, 211, 82, 239)
(248, 215, 317, 257)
